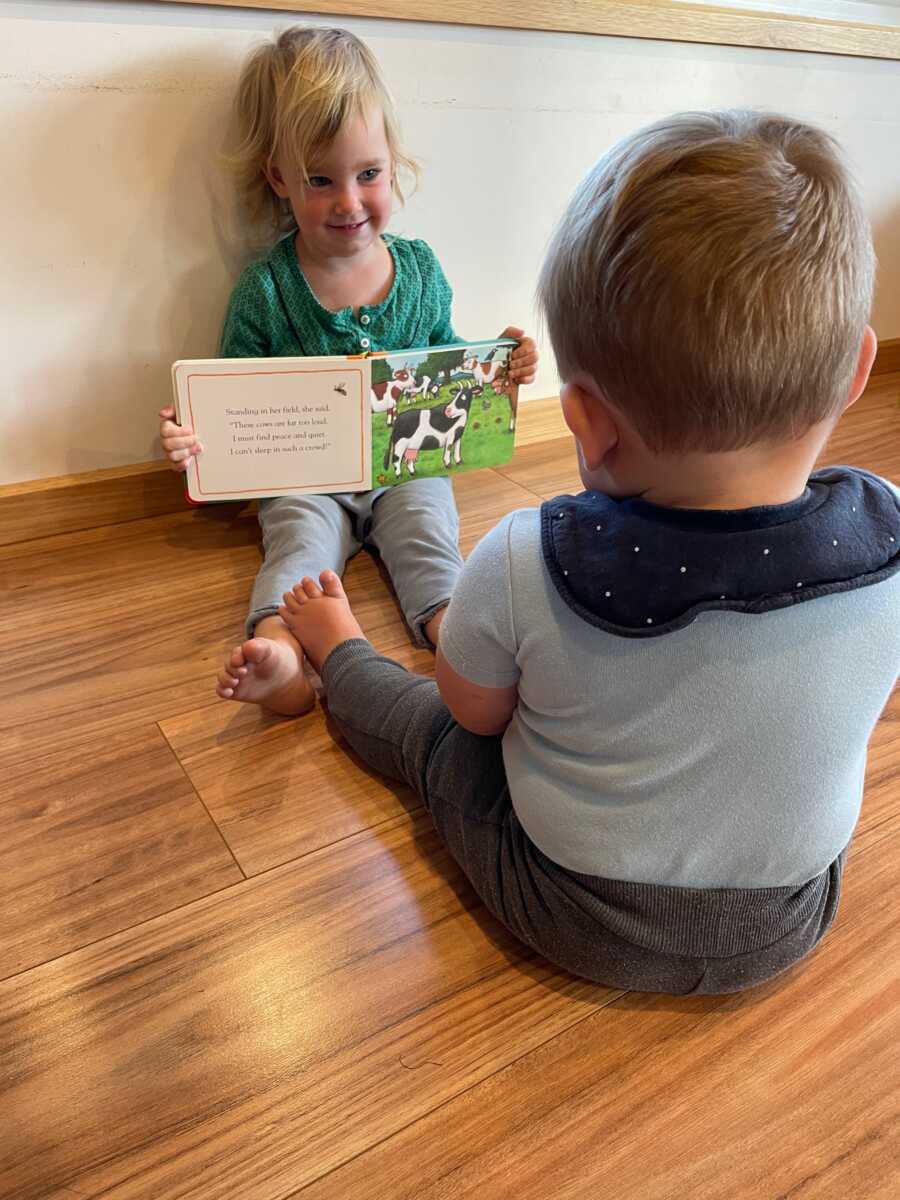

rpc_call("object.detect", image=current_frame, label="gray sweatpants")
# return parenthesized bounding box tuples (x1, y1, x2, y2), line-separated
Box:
(247, 477, 462, 645)
(321, 639, 846, 995)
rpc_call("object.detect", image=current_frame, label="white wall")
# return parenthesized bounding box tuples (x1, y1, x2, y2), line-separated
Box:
(2, 0, 899, 485)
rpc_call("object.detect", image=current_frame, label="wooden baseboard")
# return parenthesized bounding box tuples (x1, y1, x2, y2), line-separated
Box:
(0, 461, 186, 550)
(0, 397, 568, 550)
(873, 337, 900, 376)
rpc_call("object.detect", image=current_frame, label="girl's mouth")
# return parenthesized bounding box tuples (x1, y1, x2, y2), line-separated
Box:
(328, 219, 369, 235)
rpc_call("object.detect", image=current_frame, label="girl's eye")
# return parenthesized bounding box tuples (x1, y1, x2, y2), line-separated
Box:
(359, 168, 381, 182)
(308, 176, 330, 189)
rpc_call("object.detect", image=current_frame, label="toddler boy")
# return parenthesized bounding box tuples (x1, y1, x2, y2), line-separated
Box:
(278, 111, 900, 993)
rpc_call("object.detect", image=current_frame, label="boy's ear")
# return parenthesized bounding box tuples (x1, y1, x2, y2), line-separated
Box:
(560, 380, 619, 470)
(264, 159, 290, 200)
(844, 324, 878, 411)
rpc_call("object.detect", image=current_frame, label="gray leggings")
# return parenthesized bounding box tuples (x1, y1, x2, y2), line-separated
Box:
(248, 476, 462, 645)
(321, 640, 846, 995)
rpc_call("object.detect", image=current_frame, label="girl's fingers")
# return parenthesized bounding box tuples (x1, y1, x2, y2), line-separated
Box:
(162, 435, 202, 454)
(510, 339, 538, 382)
(160, 421, 195, 439)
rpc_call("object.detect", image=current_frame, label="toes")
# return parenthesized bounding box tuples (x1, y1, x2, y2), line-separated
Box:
(228, 646, 246, 670)
(278, 602, 300, 625)
(282, 589, 303, 612)
(301, 576, 322, 599)
(217, 669, 239, 698)
(241, 638, 272, 665)
(319, 570, 346, 599)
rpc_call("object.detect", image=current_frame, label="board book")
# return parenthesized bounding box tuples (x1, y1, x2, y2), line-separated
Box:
(171, 338, 519, 503)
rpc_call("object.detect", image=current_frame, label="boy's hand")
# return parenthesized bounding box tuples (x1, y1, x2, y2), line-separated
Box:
(500, 326, 539, 386)
(159, 406, 203, 473)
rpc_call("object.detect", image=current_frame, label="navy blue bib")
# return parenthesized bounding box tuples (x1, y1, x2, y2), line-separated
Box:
(540, 467, 900, 638)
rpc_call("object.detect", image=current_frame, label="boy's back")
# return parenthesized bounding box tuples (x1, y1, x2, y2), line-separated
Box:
(440, 468, 900, 891)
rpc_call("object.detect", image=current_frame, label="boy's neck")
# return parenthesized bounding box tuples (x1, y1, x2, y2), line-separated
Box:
(633, 428, 831, 511)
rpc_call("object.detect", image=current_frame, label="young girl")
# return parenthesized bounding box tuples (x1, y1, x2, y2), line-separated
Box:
(159, 26, 538, 715)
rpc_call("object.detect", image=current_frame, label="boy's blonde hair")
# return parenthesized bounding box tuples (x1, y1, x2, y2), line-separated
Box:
(538, 111, 875, 453)
(227, 26, 419, 235)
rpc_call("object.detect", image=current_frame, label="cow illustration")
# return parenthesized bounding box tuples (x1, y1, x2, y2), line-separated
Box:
(369, 366, 422, 425)
(462, 352, 517, 430)
(397, 367, 421, 403)
(410, 373, 440, 400)
(383, 386, 475, 479)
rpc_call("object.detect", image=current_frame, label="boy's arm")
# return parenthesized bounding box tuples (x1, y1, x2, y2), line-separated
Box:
(435, 650, 517, 736)
(437, 514, 522, 736)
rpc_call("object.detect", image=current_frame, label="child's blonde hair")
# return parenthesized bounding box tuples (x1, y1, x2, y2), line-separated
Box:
(538, 110, 875, 453)
(227, 26, 419, 235)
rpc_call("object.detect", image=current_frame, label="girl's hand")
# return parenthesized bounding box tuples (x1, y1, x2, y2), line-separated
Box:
(500, 326, 539, 386)
(159, 405, 203, 473)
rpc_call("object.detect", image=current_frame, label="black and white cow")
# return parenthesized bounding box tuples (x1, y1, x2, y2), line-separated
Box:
(383, 386, 475, 479)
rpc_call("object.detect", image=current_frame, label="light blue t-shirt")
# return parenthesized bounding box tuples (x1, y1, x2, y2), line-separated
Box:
(440, 503, 900, 889)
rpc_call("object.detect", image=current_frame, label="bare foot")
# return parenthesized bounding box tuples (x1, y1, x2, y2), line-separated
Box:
(278, 571, 367, 673)
(216, 627, 315, 716)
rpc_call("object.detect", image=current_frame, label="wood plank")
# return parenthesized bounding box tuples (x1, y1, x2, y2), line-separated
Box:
(454, 465, 543, 553)
(284, 827, 900, 1200)
(159, 693, 421, 877)
(0, 509, 262, 766)
(854, 689, 900, 853)
(495, 434, 581, 501)
(512, 395, 567, 446)
(0, 812, 617, 1200)
(820, 373, 900, 480)
(156, 0, 900, 61)
(0, 725, 243, 981)
(872, 337, 900, 376)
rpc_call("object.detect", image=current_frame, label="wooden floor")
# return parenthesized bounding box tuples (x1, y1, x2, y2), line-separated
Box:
(1, 379, 898, 1200)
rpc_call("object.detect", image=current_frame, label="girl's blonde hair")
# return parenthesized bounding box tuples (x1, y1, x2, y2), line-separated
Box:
(226, 26, 419, 235)
(538, 110, 875, 453)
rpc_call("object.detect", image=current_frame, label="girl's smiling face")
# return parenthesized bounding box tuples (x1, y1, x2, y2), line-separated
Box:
(267, 104, 394, 264)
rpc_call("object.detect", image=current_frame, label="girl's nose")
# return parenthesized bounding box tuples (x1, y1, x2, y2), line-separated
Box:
(335, 185, 361, 214)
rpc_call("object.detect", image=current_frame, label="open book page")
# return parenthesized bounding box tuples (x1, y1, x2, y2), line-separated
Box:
(171, 338, 519, 502)
(369, 339, 518, 489)
(172, 357, 371, 502)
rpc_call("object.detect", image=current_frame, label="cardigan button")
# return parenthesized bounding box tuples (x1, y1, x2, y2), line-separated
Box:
(360, 314, 370, 325)
(360, 337, 370, 349)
